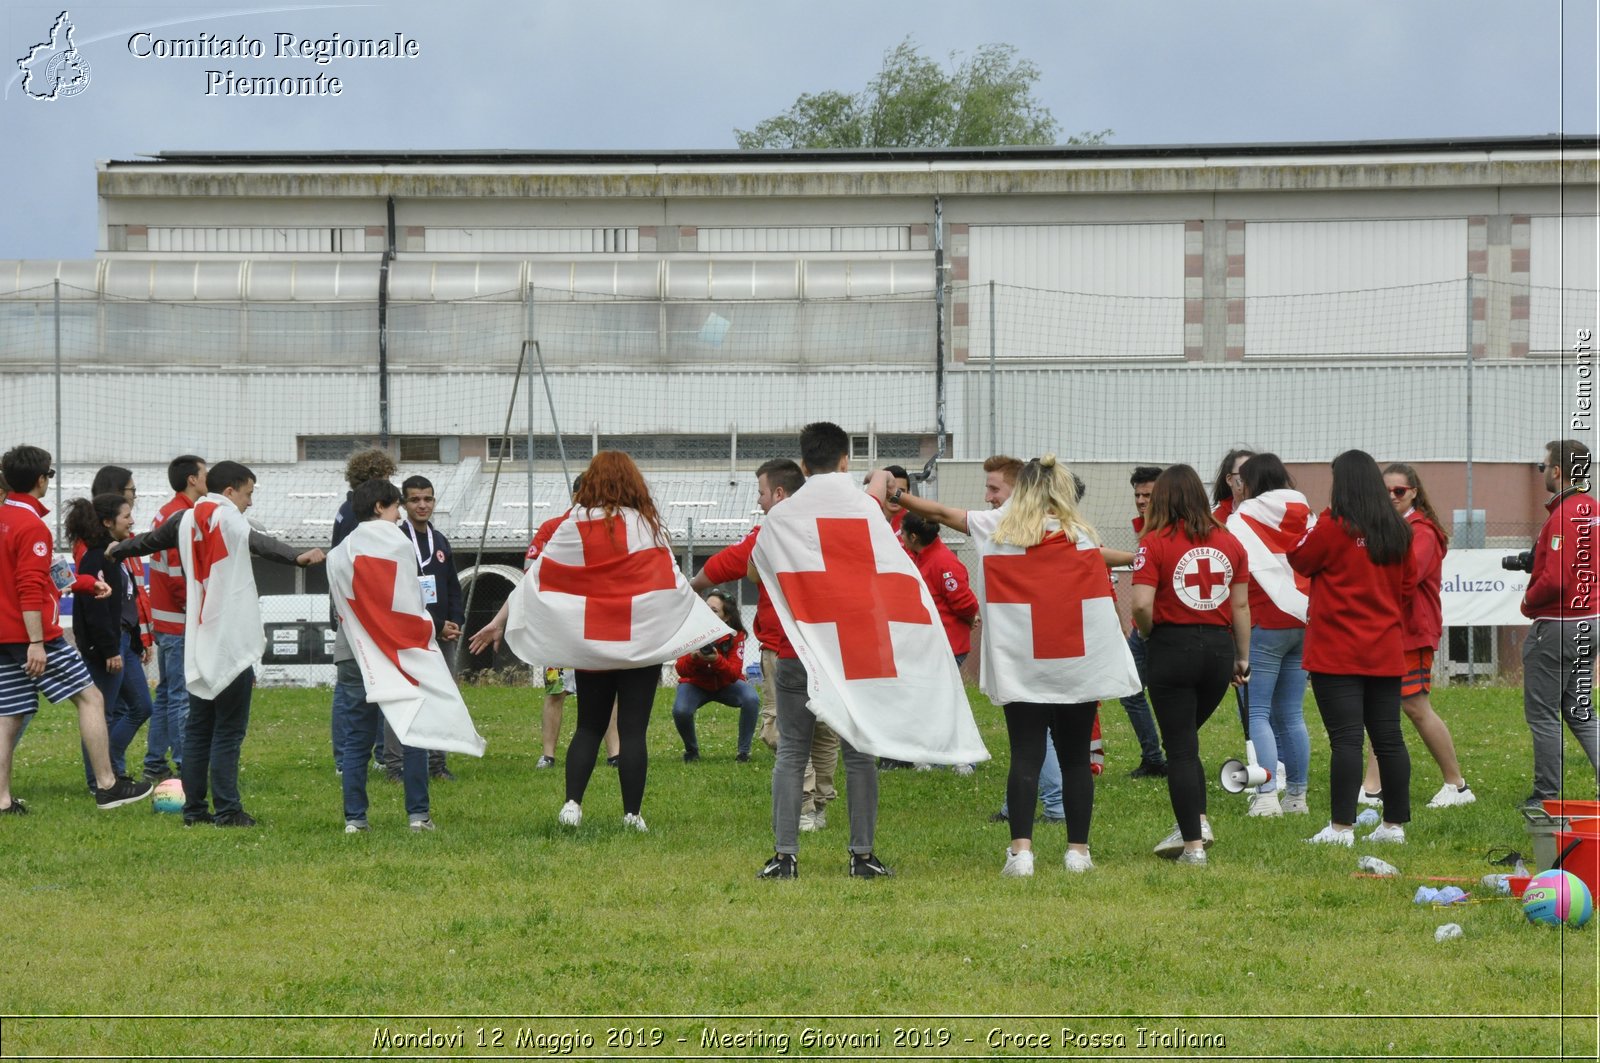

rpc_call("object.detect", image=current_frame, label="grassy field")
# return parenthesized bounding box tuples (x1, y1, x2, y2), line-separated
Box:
(0, 681, 1596, 1061)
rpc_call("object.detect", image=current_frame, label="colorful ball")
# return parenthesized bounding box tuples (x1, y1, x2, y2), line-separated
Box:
(1522, 870, 1594, 928)
(151, 778, 184, 814)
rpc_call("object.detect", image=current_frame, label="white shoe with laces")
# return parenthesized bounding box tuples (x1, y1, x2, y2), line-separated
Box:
(1001, 847, 1035, 877)
(1063, 849, 1095, 873)
(1281, 792, 1310, 815)
(622, 812, 648, 832)
(1366, 822, 1405, 844)
(557, 800, 582, 827)
(1247, 790, 1283, 817)
(1427, 783, 1475, 809)
(1307, 823, 1354, 846)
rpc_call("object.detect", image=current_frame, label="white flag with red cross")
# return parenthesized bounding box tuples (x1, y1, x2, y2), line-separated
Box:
(1227, 489, 1316, 623)
(177, 494, 263, 699)
(966, 509, 1141, 706)
(752, 472, 988, 765)
(504, 507, 731, 669)
(329, 521, 486, 757)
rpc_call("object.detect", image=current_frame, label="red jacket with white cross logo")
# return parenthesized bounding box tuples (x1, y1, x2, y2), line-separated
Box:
(0, 492, 65, 643)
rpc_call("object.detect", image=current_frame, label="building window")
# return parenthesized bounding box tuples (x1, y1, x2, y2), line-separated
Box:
(398, 437, 441, 463)
(302, 437, 380, 461)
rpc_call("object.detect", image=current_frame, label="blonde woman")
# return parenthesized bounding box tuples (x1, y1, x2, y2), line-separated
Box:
(889, 456, 1140, 876)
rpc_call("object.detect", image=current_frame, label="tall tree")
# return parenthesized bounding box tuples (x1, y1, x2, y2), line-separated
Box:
(735, 39, 1109, 150)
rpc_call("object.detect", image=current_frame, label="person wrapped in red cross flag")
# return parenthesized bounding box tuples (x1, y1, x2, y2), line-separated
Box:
(472, 452, 730, 833)
(892, 455, 1139, 877)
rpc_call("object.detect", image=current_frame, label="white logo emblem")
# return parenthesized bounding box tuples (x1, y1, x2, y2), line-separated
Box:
(17, 12, 92, 101)
(32, 541, 50, 557)
(1171, 546, 1232, 611)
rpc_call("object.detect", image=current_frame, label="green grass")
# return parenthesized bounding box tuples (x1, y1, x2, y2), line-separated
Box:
(1, 683, 1596, 1060)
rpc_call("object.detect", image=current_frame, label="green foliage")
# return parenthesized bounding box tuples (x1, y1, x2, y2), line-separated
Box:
(0, 683, 1595, 1059)
(735, 38, 1108, 150)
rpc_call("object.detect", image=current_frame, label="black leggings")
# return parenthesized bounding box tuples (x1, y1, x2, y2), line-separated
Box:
(1003, 701, 1097, 845)
(1145, 624, 1235, 843)
(567, 665, 657, 815)
(1311, 673, 1410, 826)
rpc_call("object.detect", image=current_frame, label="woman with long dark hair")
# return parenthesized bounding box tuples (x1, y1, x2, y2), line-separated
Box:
(1131, 465, 1251, 866)
(1210, 448, 1256, 523)
(471, 451, 729, 832)
(891, 455, 1139, 875)
(1225, 453, 1314, 817)
(1356, 463, 1471, 809)
(65, 492, 154, 788)
(671, 590, 760, 762)
(1291, 449, 1414, 846)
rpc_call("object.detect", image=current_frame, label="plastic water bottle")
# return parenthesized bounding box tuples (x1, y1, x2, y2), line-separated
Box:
(1434, 923, 1463, 942)
(1481, 873, 1512, 895)
(1358, 856, 1400, 877)
(1356, 808, 1381, 827)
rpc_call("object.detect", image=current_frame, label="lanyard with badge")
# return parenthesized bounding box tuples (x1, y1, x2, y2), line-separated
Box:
(407, 523, 438, 605)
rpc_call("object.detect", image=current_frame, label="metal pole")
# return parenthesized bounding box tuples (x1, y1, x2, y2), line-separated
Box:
(526, 286, 535, 533)
(988, 279, 997, 458)
(531, 340, 573, 492)
(685, 517, 695, 578)
(928, 195, 946, 487)
(53, 280, 62, 544)
(377, 196, 395, 447)
(1464, 273, 1475, 681)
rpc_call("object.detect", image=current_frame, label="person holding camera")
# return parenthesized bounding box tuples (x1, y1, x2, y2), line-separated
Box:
(671, 590, 760, 763)
(1520, 438, 1600, 807)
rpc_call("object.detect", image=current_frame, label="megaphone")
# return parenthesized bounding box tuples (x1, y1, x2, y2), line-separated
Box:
(1219, 740, 1273, 794)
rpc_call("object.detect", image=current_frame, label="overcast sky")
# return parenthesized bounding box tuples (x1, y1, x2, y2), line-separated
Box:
(1, 0, 1595, 259)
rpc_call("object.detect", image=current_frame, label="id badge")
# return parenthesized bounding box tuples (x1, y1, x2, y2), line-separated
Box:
(419, 574, 438, 605)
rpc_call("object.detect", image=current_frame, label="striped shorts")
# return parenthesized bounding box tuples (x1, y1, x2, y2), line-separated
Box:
(0, 638, 94, 715)
(1400, 647, 1434, 699)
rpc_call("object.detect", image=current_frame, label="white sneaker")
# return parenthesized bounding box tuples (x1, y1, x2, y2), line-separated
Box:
(953, 762, 976, 776)
(812, 806, 827, 830)
(1357, 788, 1383, 807)
(1064, 849, 1095, 873)
(798, 810, 818, 832)
(557, 800, 582, 827)
(1366, 822, 1406, 844)
(913, 762, 934, 772)
(1247, 790, 1283, 817)
(622, 812, 648, 832)
(1200, 817, 1215, 845)
(1281, 792, 1310, 815)
(1177, 848, 1208, 866)
(1428, 783, 1475, 809)
(1001, 847, 1035, 877)
(1307, 823, 1354, 846)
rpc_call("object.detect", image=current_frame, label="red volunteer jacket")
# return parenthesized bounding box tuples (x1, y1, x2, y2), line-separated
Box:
(1522, 487, 1600, 621)
(147, 492, 194, 636)
(911, 538, 977, 656)
(700, 527, 793, 658)
(675, 631, 747, 691)
(0, 493, 65, 643)
(1401, 509, 1446, 651)
(1289, 511, 1414, 676)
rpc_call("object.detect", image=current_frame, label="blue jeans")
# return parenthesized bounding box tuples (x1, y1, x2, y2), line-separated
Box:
(330, 679, 380, 770)
(146, 632, 187, 774)
(80, 629, 154, 787)
(1246, 626, 1311, 794)
(183, 667, 254, 818)
(999, 736, 1065, 820)
(335, 662, 427, 821)
(671, 680, 760, 757)
(1118, 628, 1165, 765)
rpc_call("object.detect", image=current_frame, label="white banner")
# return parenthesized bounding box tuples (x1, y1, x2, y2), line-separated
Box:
(1440, 549, 1532, 628)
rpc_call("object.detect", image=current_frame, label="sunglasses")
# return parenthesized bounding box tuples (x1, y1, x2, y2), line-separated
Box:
(1389, 486, 1411, 498)
(1537, 463, 1552, 472)
(45, 469, 55, 479)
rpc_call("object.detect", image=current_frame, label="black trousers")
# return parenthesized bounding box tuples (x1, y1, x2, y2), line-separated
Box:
(1311, 673, 1410, 826)
(567, 665, 658, 815)
(1003, 701, 1098, 844)
(1145, 624, 1235, 843)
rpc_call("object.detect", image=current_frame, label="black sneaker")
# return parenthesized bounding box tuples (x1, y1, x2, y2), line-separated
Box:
(94, 775, 153, 810)
(735, 752, 751, 763)
(849, 852, 894, 878)
(1129, 760, 1168, 779)
(757, 852, 797, 879)
(183, 812, 214, 827)
(142, 763, 174, 783)
(987, 810, 1009, 823)
(430, 768, 457, 782)
(0, 798, 28, 816)
(606, 755, 620, 768)
(682, 750, 700, 763)
(214, 810, 257, 828)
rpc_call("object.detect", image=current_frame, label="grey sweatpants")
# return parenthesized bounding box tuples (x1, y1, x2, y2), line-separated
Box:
(1523, 618, 1600, 799)
(771, 656, 877, 857)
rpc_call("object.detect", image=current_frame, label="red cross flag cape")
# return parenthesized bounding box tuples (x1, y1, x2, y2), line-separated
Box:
(177, 494, 263, 699)
(1226, 489, 1317, 623)
(328, 521, 486, 757)
(751, 472, 988, 766)
(966, 508, 1141, 706)
(504, 507, 732, 669)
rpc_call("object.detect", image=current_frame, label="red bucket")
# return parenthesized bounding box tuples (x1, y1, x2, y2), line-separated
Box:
(1550, 831, 1600, 900)
(1542, 800, 1600, 834)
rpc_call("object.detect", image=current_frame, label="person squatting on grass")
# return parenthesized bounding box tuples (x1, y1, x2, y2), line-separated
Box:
(473, 450, 730, 834)
(1290, 449, 1415, 847)
(671, 590, 759, 762)
(891, 455, 1140, 876)
(66, 492, 155, 791)
(1131, 464, 1252, 867)
(1359, 463, 1473, 811)
(0, 444, 152, 814)
(1223, 453, 1314, 818)
(112, 460, 325, 826)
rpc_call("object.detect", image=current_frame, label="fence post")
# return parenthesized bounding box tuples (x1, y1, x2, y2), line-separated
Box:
(989, 280, 997, 458)
(53, 279, 62, 544)
(1465, 273, 1475, 682)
